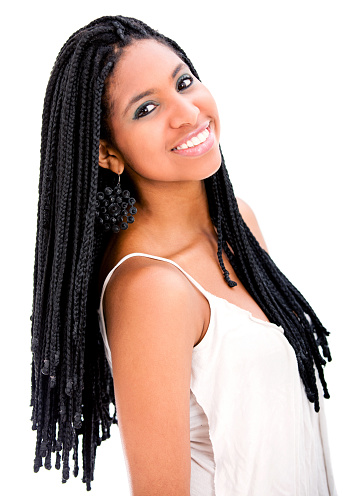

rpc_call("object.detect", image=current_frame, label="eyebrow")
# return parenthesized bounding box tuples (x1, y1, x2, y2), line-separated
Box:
(123, 63, 186, 116)
(172, 62, 185, 79)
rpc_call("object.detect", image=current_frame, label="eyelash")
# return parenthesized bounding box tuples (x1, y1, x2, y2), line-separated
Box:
(133, 102, 158, 120)
(133, 73, 194, 120)
(176, 74, 194, 92)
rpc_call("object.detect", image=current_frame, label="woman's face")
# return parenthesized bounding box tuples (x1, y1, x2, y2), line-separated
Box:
(104, 39, 221, 184)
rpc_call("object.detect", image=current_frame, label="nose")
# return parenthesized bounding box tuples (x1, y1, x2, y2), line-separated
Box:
(169, 96, 199, 129)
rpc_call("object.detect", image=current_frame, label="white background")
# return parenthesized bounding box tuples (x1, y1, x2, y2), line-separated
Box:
(1, 0, 347, 494)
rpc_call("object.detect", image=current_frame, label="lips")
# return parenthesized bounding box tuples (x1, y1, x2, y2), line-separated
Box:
(171, 122, 215, 157)
(171, 121, 211, 151)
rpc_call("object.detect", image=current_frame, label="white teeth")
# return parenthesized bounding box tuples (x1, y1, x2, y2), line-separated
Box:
(174, 127, 210, 150)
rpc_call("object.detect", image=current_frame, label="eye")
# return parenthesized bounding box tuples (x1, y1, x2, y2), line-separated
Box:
(177, 74, 194, 92)
(133, 102, 158, 120)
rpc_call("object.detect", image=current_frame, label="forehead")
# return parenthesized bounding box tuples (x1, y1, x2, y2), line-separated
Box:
(116, 39, 181, 80)
(108, 39, 183, 106)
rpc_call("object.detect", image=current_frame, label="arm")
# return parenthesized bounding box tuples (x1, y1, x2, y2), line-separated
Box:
(103, 258, 201, 496)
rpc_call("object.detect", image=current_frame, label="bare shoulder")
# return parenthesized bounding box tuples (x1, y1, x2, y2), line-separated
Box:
(103, 255, 205, 360)
(104, 255, 202, 325)
(236, 198, 269, 252)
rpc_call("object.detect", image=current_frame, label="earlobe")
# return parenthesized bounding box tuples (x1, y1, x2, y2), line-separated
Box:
(98, 140, 125, 174)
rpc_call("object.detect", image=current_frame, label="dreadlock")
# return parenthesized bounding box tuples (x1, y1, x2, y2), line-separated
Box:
(31, 15, 331, 490)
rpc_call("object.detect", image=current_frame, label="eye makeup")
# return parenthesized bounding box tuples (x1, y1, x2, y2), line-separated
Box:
(176, 74, 194, 92)
(132, 71, 194, 120)
(133, 101, 158, 120)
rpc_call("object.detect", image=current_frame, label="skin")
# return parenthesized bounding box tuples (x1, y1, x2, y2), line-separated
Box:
(98, 39, 268, 496)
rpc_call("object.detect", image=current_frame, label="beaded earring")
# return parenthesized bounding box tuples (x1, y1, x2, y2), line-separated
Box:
(95, 174, 137, 233)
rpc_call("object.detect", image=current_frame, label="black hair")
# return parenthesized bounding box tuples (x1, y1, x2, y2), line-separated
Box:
(31, 15, 331, 490)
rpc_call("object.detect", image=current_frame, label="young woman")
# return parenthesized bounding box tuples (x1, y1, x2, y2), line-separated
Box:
(31, 15, 336, 495)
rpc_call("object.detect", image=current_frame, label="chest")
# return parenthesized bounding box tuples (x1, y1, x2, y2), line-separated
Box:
(173, 246, 270, 324)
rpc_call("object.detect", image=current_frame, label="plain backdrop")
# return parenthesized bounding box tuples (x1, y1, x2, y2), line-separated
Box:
(1, 0, 347, 494)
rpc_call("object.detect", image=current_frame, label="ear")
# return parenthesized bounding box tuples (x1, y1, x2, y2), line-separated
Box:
(99, 140, 125, 175)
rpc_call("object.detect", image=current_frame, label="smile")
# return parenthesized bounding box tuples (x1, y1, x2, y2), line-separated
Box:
(171, 124, 215, 157)
(173, 127, 210, 150)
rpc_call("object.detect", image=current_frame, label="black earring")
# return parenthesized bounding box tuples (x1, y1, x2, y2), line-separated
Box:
(95, 174, 137, 233)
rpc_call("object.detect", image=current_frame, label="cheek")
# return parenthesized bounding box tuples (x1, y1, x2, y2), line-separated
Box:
(113, 131, 162, 181)
(208, 93, 220, 122)
(116, 127, 158, 167)
(199, 84, 218, 108)
(198, 87, 220, 132)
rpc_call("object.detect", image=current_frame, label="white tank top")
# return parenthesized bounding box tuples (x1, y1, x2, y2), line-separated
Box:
(98, 253, 337, 495)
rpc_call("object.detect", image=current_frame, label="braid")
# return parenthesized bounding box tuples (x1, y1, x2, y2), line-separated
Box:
(211, 174, 237, 288)
(31, 15, 332, 490)
(31, 15, 198, 490)
(205, 157, 331, 412)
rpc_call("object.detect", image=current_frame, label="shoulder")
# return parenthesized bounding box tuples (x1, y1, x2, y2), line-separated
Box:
(236, 198, 268, 252)
(105, 255, 196, 306)
(103, 256, 204, 347)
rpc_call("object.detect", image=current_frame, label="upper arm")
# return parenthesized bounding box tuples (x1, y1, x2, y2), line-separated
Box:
(237, 197, 269, 253)
(103, 260, 200, 495)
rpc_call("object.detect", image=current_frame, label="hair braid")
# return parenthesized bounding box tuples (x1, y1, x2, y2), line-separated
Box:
(207, 156, 331, 411)
(211, 174, 237, 287)
(209, 162, 323, 410)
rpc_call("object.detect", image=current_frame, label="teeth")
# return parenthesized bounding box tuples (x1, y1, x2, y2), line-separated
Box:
(174, 127, 210, 150)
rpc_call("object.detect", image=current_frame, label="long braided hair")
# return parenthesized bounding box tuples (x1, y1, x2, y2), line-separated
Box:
(31, 15, 331, 490)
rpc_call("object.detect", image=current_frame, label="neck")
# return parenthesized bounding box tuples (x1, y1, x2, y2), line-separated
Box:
(128, 179, 215, 250)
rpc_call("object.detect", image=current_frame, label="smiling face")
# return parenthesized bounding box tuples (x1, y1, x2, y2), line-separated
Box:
(102, 39, 221, 185)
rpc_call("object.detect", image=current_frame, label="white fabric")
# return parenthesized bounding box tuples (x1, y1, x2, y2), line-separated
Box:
(98, 252, 337, 495)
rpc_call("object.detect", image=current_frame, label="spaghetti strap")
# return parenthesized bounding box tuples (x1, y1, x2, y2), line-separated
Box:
(97, 252, 212, 370)
(99, 252, 211, 312)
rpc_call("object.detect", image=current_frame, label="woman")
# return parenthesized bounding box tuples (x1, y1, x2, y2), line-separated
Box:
(31, 15, 336, 495)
